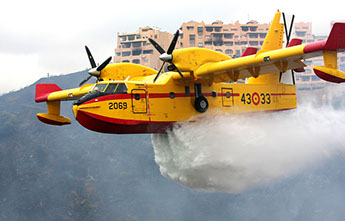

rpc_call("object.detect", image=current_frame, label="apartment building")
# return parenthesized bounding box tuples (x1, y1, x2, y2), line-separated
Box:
(177, 20, 269, 58)
(114, 26, 173, 70)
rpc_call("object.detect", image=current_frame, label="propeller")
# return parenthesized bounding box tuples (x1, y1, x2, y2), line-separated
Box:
(79, 46, 112, 87)
(148, 30, 183, 82)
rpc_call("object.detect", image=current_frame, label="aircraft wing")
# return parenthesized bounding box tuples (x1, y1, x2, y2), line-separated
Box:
(172, 11, 345, 84)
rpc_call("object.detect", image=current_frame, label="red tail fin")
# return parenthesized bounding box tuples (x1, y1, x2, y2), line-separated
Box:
(35, 84, 62, 103)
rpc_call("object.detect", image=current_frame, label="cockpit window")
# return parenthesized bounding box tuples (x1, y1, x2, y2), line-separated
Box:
(115, 83, 127, 94)
(92, 83, 107, 92)
(104, 83, 118, 94)
(75, 83, 128, 105)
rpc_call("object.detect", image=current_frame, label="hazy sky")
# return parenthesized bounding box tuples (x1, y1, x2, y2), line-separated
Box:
(1, 0, 344, 94)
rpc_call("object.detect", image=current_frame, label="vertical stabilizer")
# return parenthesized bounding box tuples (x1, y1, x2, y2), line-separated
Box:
(257, 11, 284, 54)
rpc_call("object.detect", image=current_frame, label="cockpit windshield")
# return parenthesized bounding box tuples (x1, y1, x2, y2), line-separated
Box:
(92, 83, 108, 93)
(75, 82, 128, 105)
(91, 83, 127, 94)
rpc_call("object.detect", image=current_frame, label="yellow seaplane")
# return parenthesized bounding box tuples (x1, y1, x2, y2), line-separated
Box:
(35, 11, 345, 134)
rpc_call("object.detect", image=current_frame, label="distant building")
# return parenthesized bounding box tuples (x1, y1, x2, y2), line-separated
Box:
(177, 20, 269, 58)
(114, 19, 345, 89)
(114, 27, 173, 71)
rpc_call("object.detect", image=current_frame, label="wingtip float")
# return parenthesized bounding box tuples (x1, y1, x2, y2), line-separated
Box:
(35, 11, 345, 133)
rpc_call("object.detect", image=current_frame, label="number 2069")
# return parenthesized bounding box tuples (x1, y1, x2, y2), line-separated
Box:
(109, 102, 127, 110)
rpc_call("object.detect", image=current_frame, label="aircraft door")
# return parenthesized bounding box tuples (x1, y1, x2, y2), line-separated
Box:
(222, 88, 233, 107)
(131, 89, 147, 114)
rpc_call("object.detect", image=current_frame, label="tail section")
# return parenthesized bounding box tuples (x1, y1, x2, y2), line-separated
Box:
(249, 11, 285, 85)
(313, 23, 345, 83)
(35, 83, 62, 103)
(257, 11, 284, 54)
(35, 84, 71, 126)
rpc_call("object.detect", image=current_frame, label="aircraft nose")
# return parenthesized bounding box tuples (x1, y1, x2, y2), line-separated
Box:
(72, 104, 78, 119)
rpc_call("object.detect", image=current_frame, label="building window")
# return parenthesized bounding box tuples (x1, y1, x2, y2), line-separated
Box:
(259, 33, 267, 38)
(190, 42, 195, 46)
(143, 50, 153, 54)
(122, 43, 131, 48)
(215, 49, 223, 53)
(249, 33, 258, 38)
(198, 35, 203, 39)
(122, 60, 130, 63)
(312, 75, 320, 81)
(250, 27, 258, 31)
(205, 35, 211, 39)
(213, 41, 223, 46)
(132, 50, 142, 56)
(115, 52, 121, 56)
(197, 27, 203, 33)
(224, 34, 233, 39)
(187, 26, 194, 30)
(132, 59, 140, 64)
(225, 49, 233, 54)
(180, 34, 183, 39)
(119, 36, 127, 41)
(224, 41, 233, 46)
(296, 31, 306, 37)
(206, 27, 213, 32)
(249, 41, 258, 46)
(132, 42, 141, 47)
(122, 51, 131, 56)
(241, 26, 249, 31)
(304, 60, 312, 66)
(215, 27, 221, 32)
(189, 34, 195, 41)
(213, 33, 222, 39)
(205, 41, 212, 46)
(314, 59, 324, 66)
(198, 42, 203, 47)
(128, 35, 135, 41)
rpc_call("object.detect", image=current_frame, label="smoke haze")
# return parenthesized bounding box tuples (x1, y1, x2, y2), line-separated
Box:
(152, 103, 345, 193)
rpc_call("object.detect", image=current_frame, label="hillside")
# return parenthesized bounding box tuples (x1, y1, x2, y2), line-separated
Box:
(1, 71, 345, 221)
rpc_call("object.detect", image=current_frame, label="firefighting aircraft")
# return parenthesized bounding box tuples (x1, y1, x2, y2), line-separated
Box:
(35, 11, 345, 134)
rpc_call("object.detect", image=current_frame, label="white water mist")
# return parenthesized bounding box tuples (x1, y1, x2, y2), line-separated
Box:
(152, 104, 345, 193)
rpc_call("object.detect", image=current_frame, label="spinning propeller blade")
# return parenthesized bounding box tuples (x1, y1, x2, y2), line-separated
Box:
(85, 46, 97, 68)
(79, 46, 112, 86)
(149, 30, 183, 82)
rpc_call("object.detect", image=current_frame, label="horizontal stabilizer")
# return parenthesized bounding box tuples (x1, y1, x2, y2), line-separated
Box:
(37, 113, 71, 126)
(35, 84, 62, 103)
(287, 38, 303, 47)
(241, 47, 258, 57)
(314, 66, 345, 83)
